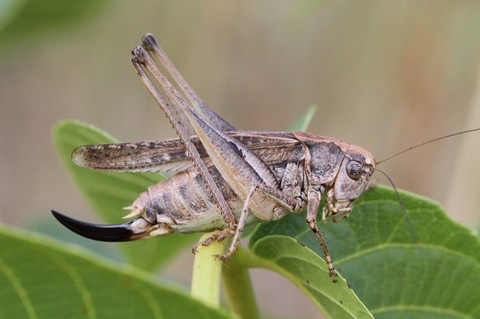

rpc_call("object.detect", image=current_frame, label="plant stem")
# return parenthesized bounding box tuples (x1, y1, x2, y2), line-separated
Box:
(222, 248, 261, 319)
(190, 232, 226, 307)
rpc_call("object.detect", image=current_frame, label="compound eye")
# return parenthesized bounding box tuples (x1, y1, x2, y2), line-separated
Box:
(346, 160, 363, 181)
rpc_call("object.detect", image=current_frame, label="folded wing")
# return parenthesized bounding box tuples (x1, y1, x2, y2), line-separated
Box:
(72, 130, 305, 174)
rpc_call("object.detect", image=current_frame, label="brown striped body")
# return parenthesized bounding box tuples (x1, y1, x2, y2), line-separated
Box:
(130, 158, 307, 235)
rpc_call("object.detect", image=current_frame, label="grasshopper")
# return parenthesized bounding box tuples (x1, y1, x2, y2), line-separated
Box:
(53, 33, 389, 280)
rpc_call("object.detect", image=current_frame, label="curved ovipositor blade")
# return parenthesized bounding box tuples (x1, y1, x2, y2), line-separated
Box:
(51, 210, 140, 242)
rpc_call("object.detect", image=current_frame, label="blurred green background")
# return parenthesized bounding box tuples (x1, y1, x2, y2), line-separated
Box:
(1, 1, 480, 317)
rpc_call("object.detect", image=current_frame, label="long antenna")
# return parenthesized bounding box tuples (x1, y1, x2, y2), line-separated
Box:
(377, 128, 480, 165)
(374, 168, 417, 244)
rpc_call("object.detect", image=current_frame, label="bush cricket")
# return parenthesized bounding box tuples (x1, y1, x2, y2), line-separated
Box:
(52, 34, 479, 281)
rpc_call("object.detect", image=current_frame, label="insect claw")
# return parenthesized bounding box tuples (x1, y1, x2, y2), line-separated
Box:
(216, 252, 233, 261)
(191, 245, 199, 254)
(330, 273, 339, 283)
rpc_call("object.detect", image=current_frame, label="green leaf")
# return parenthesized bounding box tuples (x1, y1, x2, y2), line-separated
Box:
(0, 0, 26, 32)
(0, 0, 111, 45)
(229, 243, 373, 319)
(289, 104, 317, 131)
(0, 225, 234, 319)
(249, 185, 480, 318)
(53, 120, 198, 272)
